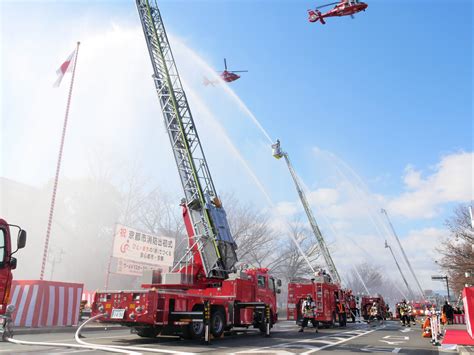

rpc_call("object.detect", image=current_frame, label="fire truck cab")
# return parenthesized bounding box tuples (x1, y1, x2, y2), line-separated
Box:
(0, 219, 27, 315)
(287, 275, 348, 327)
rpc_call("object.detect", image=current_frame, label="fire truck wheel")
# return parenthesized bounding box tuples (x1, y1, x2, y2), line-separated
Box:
(135, 327, 159, 338)
(210, 310, 225, 338)
(258, 311, 273, 333)
(184, 320, 204, 340)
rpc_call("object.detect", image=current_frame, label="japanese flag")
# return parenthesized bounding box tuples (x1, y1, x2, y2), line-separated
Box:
(53, 49, 76, 87)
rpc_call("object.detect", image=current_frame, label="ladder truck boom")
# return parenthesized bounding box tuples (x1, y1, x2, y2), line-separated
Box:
(136, 0, 237, 279)
(90, 3, 279, 340)
(385, 240, 415, 299)
(382, 208, 424, 298)
(272, 140, 341, 284)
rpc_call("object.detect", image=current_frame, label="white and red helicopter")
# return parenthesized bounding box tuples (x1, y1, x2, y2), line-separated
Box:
(204, 58, 248, 86)
(308, 0, 368, 24)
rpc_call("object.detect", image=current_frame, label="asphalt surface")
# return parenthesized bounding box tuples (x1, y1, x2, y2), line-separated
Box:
(1, 320, 443, 354)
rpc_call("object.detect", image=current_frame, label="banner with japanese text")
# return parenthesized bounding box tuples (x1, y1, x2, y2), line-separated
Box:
(112, 224, 175, 266)
(116, 258, 168, 276)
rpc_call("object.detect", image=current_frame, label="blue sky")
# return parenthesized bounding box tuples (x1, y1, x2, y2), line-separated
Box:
(1, 0, 472, 291)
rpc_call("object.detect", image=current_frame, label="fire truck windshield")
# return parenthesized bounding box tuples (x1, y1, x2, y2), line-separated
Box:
(270, 278, 276, 293)
(0, 228, 5, 265)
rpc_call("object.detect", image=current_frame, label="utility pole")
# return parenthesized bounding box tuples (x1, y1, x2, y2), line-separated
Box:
(385, 240, 415, 299)
(381, 208, 425, 298)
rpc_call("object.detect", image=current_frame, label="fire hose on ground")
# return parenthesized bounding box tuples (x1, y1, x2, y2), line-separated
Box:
(2, 312, 139, 354)
(75, 314, 194, 354)
(2, 309, 194, 355)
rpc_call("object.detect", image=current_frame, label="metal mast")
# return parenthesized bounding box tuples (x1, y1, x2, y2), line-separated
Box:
(385, 240, 415, 299)
(135, 0, 237, 279)
(272, 140, 341, 284)
(381, 208, 425, 298)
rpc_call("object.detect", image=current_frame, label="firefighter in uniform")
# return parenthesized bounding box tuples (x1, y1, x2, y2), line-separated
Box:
(407, 301, 414, 325)
(349, 295, 357, 323)
(299, 294, 318, 333)
(337, 299, 347, 327)
(399, 300, 410, 327)
(367, 301, 379, 325)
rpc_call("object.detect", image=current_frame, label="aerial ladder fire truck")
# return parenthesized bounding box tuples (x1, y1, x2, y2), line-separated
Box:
(272, 140, 351, 327)
(0, 218, 27, 339)
(92, 0, 280, 340)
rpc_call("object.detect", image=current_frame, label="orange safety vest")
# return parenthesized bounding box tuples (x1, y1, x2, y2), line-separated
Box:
(422, 317, 431, 338)
(337, 303, 344, 313)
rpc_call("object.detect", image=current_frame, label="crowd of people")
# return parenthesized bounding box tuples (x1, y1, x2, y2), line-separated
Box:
(298, 294, 465, 337)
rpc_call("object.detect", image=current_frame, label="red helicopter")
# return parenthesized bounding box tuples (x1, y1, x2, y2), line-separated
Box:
(308, 0, 368, 24)
(204, 58, 248, 86)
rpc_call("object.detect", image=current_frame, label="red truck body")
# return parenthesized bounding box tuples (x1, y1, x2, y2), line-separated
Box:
(93, 267, 278, 338)
(361, 295, 388, 320)
(287, 276, 349, 326)
(0, 219, 13, 315)
(92, 206, 279, 338)
(0, 219, 26, 315)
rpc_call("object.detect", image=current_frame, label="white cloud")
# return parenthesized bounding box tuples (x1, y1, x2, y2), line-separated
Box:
(274, 201, 299, 217)
(307, 188, 339, 206)
(389, 152, 473, 218)
(403, 165, 423, 190)
(398, 227, 447, 291)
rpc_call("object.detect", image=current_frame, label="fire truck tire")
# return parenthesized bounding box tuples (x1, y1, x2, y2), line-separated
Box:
(210, 310, 225, 338)
(135, 327, 159, 338)
(258, 311, 273, 333)
(183, 320, 204, 340)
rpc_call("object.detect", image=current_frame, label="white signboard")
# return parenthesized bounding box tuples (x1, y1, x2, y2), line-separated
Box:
(112, 224, 175, 266)
(116, 258, 168, 276)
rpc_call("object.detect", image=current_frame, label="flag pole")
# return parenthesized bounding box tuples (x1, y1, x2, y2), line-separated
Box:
(40, 41, 81, 280)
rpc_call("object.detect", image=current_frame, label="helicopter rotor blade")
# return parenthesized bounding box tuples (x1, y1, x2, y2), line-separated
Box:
(315, 1, 340, 10)
(224, 58, 227, 71)
(230, 70, 248, 73)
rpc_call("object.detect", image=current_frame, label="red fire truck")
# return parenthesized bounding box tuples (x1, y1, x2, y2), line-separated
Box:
(411, 301, 433, 317)
(94, 265, 279, 338)
(92, 0, 280, 340)
(360, 295, 388, 321)
(287, 275, 349, 327)
(0, 218, 27, 315)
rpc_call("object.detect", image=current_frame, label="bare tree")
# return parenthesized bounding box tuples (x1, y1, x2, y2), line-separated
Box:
(438, 204, 474, 295)
(223, 193, 275, 268)
(270, 218, 321, 282)
(346, 262, 384, 295)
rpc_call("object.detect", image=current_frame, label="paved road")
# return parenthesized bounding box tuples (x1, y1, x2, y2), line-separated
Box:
(1, 320, 441, 354)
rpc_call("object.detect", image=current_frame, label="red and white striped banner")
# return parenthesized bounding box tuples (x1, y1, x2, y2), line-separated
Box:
(9, 280, 83, 328)
(463, 286, 474, 339)
(81, 290, 96, 307)
(453, 313, 466, 324)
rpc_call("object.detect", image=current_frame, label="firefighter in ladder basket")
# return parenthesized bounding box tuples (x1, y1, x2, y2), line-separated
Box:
(299, 294, 319, 333)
